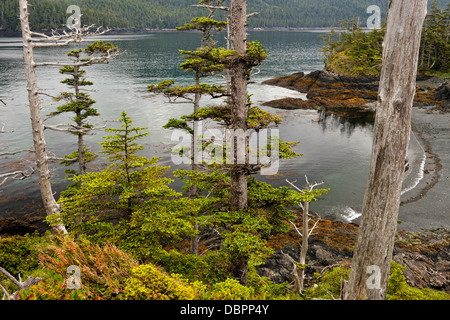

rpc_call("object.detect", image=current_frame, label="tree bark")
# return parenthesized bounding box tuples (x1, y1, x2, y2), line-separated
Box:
(19, 0, 67, 234)
(344, 0, 427, 300)
(229, 0, 248, 211)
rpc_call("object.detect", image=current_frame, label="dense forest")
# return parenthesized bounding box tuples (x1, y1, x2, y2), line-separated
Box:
(320, 1, 450, 76)
(0, 0, 448, 31)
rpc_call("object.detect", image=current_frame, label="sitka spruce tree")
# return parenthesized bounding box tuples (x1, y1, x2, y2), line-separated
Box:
(148, 0, 235, 255)
(149, 0, 310, 285)
(53, 112, 196, 258)
(49, 41, 119, 176)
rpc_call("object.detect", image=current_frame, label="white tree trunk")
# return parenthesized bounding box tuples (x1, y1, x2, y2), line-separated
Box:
(344, 0, 427, 300)
(19, 0, 67, 234)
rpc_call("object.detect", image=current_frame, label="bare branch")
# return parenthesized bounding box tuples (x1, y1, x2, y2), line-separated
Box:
(308, 218, 321, 237)
(0, 123, 15, 134)
(0, 98, 5, 105)
(288, 220, 303, 237)
(304, 175, 324, 191)
(48, 156, 77, 163)
(192, 4, 230, 11)
(30, 25, 108, 43)
(0, 168, 35, 186)
(286, 179, 305, 194)
(0, 283, 10, 300)
(35, 48, 120, 68)
(0, 266, 43, 300)
(44, 122, 106, 134)
(247, 12, 259, 18)
(0, 148, 33, 156)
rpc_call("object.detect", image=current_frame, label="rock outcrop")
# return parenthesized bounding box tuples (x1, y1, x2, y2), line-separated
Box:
(256, 219, 450, 294)
(262, 69, 449, 111)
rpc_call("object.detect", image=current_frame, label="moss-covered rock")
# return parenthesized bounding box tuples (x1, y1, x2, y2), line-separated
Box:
(262, 70, 447, 112)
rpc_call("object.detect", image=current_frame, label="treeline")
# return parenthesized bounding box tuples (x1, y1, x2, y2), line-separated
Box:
(321, 1, 450, 76)
(1, 0, 448, 32)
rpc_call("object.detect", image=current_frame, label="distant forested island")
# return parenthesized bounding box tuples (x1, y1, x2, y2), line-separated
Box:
(0, 0, 447, 32)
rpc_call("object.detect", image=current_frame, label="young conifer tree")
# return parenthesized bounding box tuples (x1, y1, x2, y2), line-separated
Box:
(56, 112, 199, 256)
(49, 41, 119, 176)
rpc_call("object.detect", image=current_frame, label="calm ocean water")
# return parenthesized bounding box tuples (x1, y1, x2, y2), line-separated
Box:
(0, 31, 425, 223)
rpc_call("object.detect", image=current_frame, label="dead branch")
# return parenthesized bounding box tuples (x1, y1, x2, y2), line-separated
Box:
(35, 47, 120, 68)
(288, 219, 303, 237)
(30, 25, 108, 45)
(44, 122, 106, 134)
(0, 148, 33, 156)
(0, 123, 14, 134)
(0, 266, 43, 300)
(192, 4, 229, 11)
(0, 168, 36, 187)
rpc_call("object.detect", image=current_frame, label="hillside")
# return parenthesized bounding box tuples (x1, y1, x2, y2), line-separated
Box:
(1, 0, 447, 32)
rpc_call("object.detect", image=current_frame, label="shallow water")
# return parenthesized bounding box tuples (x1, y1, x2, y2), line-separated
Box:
(0, 31, 426, 222)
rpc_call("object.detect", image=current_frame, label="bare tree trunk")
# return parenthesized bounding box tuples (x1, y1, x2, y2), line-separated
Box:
(19, 0, 67, 234)
(229, 0, 248, 211)
(297, 200, 309, 291)
(285, 178, 322, 295)
(344, 0, 427, 300)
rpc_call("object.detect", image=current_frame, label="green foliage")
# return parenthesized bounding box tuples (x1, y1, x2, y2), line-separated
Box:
(48, 41, 118, 176)
(124, 264, 196, 300)
(179, 46, 236, 76)
(21, 236, 138, 300)
(320, 19, 385, 76)
(304, 262, 450, 300)
(210, 278, 255, 299)
(322, 4, 449, 76)
(386, 262, 450, 300)
(177, 16, 228, 31)
(101, 111, 149, 172)
(247, 266, 293, 299)
(0, 235, 40, 278)
(3, 0, 449, 31)
(50, 92, 98, 123)
(152, 249, 231, 285)
(419, 1, 450, 74)
(245, 41, 269, 68)
(149, 81, 226, 101)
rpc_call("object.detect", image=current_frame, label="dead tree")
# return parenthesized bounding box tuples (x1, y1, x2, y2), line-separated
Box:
(344, 0, 428, 300)
(0, 266, 43, 300)
(284, 177, 323, 295)
(18, 0, 109, 233)
(229, 0, 249, 211)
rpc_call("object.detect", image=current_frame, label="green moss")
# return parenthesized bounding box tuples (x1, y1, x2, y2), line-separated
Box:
(304, 262, 450, 300)
(387, 262, 449, 300)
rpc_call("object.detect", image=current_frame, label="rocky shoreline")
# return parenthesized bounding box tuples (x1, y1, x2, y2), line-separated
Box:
(256, 217, 450, 294)
(262, 69, 450, 112)
(255, 69, 450, 294)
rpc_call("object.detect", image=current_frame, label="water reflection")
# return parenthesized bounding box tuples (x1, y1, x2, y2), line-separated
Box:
(316, 107, 375, 138)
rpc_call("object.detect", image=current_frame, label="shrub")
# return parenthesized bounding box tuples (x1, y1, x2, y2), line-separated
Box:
(305, 262, 450, 300)
(386, 262, 450, 300)
(247, 266, 292, 300)
(33, 236, 138, 300)
(210, 278, 255, 300)
(153, 249, 230, 285)
(0, 234, 40, 277)
(124, 264, 196, 300)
